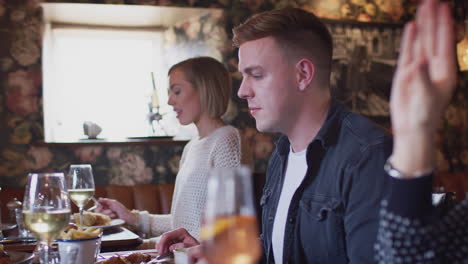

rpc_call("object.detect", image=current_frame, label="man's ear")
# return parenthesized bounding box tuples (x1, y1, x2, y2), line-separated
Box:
(295, 59, 315, 91)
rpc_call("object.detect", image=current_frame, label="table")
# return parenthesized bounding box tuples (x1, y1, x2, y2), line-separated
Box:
(2, 226, 142, 253)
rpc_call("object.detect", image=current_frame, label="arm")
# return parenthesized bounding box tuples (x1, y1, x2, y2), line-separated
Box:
(376, 174, 468, 263)
(375, 0, 462, 262)
(95, 198, 172, 237)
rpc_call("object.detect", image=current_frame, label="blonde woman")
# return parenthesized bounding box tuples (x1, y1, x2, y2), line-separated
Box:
(97, 57, 251, 243)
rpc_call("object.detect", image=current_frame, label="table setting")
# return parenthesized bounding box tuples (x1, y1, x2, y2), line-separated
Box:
(0, 165, 143, 264)
(1, 165, 262, 264)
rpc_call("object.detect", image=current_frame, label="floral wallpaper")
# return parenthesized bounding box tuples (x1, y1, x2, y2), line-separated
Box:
(0, 0, 467, 194)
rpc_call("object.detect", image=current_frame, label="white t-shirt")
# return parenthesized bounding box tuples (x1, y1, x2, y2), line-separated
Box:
(272, 147, 308, 264)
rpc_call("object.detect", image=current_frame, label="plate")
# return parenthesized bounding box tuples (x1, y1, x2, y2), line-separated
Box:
(83, 219, 125, 229)
(7, 251, 34, 264)
(97, 249, 160, 263)
(0, 236, 22, 244)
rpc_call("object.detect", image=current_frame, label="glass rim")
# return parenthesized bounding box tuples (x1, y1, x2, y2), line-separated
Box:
(69, 164, 92, 167)
(56, 235, 102, 242)
(28, 172, 65, 177)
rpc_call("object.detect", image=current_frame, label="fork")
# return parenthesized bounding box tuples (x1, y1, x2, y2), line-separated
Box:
(86, 197, 100, 212)
(145, 252, 174, 263)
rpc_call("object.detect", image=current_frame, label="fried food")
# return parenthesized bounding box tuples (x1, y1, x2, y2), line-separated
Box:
(97, 252, 152, 264)
(124, 252, 152, 263)
(97, 256, 126, 264)
(59, 226, 103, 240)
(73, 211, 111, 226)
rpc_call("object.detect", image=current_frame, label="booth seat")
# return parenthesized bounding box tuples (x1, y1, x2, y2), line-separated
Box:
(0, 184, 175, 222)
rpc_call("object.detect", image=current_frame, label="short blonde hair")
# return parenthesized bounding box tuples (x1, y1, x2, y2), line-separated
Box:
(168, 57, 231, 118)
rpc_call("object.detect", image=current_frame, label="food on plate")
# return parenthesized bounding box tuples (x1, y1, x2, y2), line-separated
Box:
(97, 252, 152, 264)
(97, 257, 126, 264)
(59, 226, 103, 240)
(73, 211, 111, 226)
(0, 245, 10, 264)
(124, 252, 152, 263)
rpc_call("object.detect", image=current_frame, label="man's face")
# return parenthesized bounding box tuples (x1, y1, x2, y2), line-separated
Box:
(237, 37, 297, 133)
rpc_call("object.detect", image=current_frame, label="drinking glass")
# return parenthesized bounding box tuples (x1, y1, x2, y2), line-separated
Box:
(23, 173, 71, 264)
(15, 208, 34, 240)
(67, 164, 95, 226)
(200, 166, 262, 264)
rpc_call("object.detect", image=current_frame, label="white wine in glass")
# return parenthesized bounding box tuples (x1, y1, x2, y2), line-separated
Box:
(67, 164, 95, 226)
(23, 173, 71, 264)
(200, 166, 262, 264)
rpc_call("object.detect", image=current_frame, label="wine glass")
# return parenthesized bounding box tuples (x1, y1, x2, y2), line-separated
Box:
(23, 173, 71, 264)
(67, 164, 95, 226)
(200, 166, 262, 264)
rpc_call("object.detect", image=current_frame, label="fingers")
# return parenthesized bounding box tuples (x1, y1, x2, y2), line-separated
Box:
(420, 0, 437, 58)
(169, 243, 185, 252)
(436, 2, 457, 89)
(94, 198, 120, 218)
(398, 21, 417, 68)
(436, 3, 455, 59)
(188, 246, 204, 264)
(97, 198, 113, 207)
(157, 228, 189, 254)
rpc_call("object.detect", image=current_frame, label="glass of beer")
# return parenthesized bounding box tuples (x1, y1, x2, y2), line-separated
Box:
(200, 166, 262, 264)
(23, 173, 71, 264)
(67, 164, 95, 226)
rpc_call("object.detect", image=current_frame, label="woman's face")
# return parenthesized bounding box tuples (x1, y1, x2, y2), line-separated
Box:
(168, 69, 203, 126)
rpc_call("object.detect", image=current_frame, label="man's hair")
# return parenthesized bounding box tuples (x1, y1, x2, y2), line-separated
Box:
(233, 7, 333, 86)
(168, 57, 231, 118)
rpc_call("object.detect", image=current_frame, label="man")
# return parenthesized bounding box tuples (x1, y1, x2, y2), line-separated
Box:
(375, 0, 467, 262)
(158, 7, 392, 263)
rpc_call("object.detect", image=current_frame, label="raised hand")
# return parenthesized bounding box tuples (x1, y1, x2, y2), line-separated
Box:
(391, 0, 456, 135)
(390, 0, 457, 176)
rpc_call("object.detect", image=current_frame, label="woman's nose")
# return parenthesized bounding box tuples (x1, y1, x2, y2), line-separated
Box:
(167, 95, 174, 106)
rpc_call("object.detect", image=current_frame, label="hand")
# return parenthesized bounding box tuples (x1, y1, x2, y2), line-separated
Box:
(156, 228, 200, 255)
(389, 0, 457, 176)
(95, 198, 137, 225)
(188, 245, 208, 264)
(391, 0, 456, 136)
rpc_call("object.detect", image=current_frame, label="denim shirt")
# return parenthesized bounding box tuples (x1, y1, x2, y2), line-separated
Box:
(260, 101, 392, 264)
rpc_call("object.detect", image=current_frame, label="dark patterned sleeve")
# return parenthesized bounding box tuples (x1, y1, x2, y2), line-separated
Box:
(375, 174, 468, 263)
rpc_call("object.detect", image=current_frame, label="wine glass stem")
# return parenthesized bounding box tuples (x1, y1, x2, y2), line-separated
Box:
(79, 207, 84, 226)
(38, 241, 58, 264)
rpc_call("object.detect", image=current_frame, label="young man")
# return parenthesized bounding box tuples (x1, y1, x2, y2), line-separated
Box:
(233, 7, 391, 263)
(375, 0, 467, 262)
(157, 7, 392, 264)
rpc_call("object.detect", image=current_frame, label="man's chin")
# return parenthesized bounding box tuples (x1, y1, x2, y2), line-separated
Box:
(254, 121, 275, 133)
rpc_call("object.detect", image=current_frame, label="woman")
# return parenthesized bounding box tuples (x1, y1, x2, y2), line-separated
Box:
(96, 57, 252, 243)
(375, 0, 467, 262)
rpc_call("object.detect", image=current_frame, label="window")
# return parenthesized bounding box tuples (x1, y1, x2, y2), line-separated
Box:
(41, 3, 223, 142)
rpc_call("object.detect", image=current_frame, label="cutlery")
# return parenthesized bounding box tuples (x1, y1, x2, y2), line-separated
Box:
(147, 251, 174, 263)
(86, 197, 100, 212)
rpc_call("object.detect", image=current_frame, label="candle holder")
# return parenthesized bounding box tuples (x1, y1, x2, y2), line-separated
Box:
(147, 102, 168, 136)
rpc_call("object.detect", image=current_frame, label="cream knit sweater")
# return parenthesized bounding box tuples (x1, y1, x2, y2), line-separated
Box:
(135, 125, 251, 240)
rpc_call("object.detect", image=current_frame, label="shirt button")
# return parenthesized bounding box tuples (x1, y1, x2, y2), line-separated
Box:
(288, 217, 294, 223)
